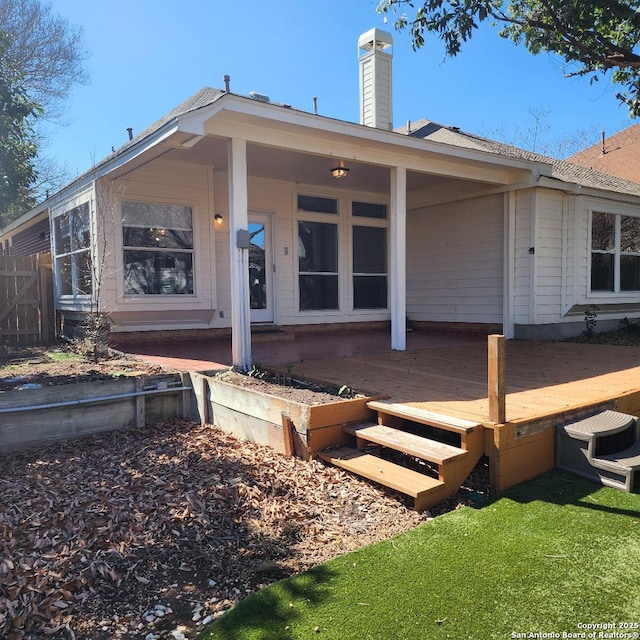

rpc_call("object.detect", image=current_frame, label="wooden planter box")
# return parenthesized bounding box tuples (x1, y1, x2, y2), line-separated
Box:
(191, 371, 378, 458)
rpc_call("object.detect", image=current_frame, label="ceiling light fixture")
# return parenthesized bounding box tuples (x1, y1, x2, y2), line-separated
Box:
(330, 165, 350, 179)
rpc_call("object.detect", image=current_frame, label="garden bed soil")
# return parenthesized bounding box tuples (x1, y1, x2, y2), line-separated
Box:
(0, 346, 170, 392)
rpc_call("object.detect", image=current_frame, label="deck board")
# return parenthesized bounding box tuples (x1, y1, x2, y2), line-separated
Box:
(267, 340, 640, 425)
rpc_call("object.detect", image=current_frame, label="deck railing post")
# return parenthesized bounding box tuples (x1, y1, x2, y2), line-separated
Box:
(488, 334, 506, 423)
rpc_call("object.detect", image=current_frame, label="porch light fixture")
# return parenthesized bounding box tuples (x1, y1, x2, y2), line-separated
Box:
(330, 165, 350, 179)
(214, 213, 224, 225)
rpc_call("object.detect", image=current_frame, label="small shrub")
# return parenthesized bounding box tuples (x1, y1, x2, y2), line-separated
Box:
(620, 316, 640, 334)
(583, 304, 599, 337)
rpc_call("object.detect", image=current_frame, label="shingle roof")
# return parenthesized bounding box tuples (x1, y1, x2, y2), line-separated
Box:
(405, 118, 640, 198)
(104, 86, 226, 162)
(567, 124, 640, 184)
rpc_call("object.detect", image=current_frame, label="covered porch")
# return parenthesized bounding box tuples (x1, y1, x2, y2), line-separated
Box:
(102, 89, 538, 366)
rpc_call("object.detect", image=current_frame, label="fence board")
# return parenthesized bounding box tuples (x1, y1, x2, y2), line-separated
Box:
(0, 254, 54, 346)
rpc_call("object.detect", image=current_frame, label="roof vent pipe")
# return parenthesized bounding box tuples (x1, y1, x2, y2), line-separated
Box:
(127, 127, 133, 141)
(224, 74, 230, 93)
(313, 96, 318, 115)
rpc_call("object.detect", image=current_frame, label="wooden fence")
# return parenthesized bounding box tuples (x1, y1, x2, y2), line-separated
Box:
(0, 253, 54, 346)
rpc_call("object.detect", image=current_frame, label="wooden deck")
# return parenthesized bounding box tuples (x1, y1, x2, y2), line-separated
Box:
(265, 338, 640, 491)
(267, 339, 640, 424)
(121, 328, 640, 493)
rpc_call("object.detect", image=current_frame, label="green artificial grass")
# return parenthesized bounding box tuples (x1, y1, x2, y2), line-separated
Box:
(199, 471, 640, 640)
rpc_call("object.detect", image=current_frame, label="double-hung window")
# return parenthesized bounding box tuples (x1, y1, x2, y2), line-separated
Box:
(352, 201, 388, 309)
(122, 201, 194, 295)
(297, 195, 339, 310)
(591, 211, 640, 293)
(54, 202, 92, 298)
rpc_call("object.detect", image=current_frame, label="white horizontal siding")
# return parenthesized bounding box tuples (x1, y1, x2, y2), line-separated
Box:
(534, 189, 564, 323)
(101, 159, 217, 323)
(514, 189, 532, 324)
(406, 194, 503, 323)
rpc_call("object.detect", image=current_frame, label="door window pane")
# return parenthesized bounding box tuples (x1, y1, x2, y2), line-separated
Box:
(249, 222, 266, 310)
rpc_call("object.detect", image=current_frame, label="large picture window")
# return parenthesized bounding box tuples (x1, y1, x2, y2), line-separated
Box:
(591, 211, 640, 293)
(122, 201, 194, 295)
(54, 202, 92, 297)
(298, 220, 338, 310)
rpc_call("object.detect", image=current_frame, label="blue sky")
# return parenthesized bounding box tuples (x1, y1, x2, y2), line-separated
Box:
(46, 0, 635, 177)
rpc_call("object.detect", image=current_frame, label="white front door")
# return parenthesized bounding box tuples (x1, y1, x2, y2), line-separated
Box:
(248, 213, 274, 323)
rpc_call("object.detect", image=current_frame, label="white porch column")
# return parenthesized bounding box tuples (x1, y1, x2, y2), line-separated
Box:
(390, 166, 407, 351)
(228, 137, 252, 370)
(502, 191, 516, 339)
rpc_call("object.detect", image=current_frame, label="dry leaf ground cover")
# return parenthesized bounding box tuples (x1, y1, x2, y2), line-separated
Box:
(0, 419, 448, 640)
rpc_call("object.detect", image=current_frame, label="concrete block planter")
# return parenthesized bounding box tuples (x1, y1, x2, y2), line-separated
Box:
(0, 373, 191, 452)
(191, 371, 379, 458)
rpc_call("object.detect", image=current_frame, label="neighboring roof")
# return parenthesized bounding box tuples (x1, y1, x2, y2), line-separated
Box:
(567, 124, 640, 184)
(405, 119, 640, 198)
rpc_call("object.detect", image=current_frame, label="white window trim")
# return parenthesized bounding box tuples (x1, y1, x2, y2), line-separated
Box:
(117, 198, 200, 302)
(588, 209, 640, 298)
(293, 190, 391, 317)
(52, 199, 93, 303)
(349, 198, 389, 312)
(296, 210, 341, 314)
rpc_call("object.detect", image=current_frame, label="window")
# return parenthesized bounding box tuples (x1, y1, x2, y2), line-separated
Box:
(591, 211, 640, 293)
(297, 195, 338, 215)
(298, 220, 338, 310)
(353, 226, 387, 308)
(621, 216, 640, 291)
(54, 202, 92, 297)
(352, 201, 387, 219)
(122, 201, 194, 295)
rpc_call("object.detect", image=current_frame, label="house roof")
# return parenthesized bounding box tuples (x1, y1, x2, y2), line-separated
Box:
(96, 86, 227, 167)
(405, 119, 640, 198)
(566, 124, 640, 184)
(5, 86, 640, 242)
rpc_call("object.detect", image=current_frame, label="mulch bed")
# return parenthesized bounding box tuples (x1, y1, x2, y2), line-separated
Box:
(0, 419, 490, 640)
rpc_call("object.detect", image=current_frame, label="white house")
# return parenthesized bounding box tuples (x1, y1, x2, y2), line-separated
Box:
(5, 28, 640, 368)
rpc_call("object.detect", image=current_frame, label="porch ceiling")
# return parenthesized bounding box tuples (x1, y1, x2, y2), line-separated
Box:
(169, 136, 489, 195)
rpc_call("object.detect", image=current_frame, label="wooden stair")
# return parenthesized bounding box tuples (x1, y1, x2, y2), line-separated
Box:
(319, 399, 484, 512)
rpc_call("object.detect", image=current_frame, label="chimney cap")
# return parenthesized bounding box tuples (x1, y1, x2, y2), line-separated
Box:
(358, 28, 393, 53)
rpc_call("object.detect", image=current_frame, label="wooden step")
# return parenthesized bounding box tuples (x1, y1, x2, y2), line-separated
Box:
(318, 447, 444, 511)
(367, 400, 480, 434)
(344, 421, 467, 465)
